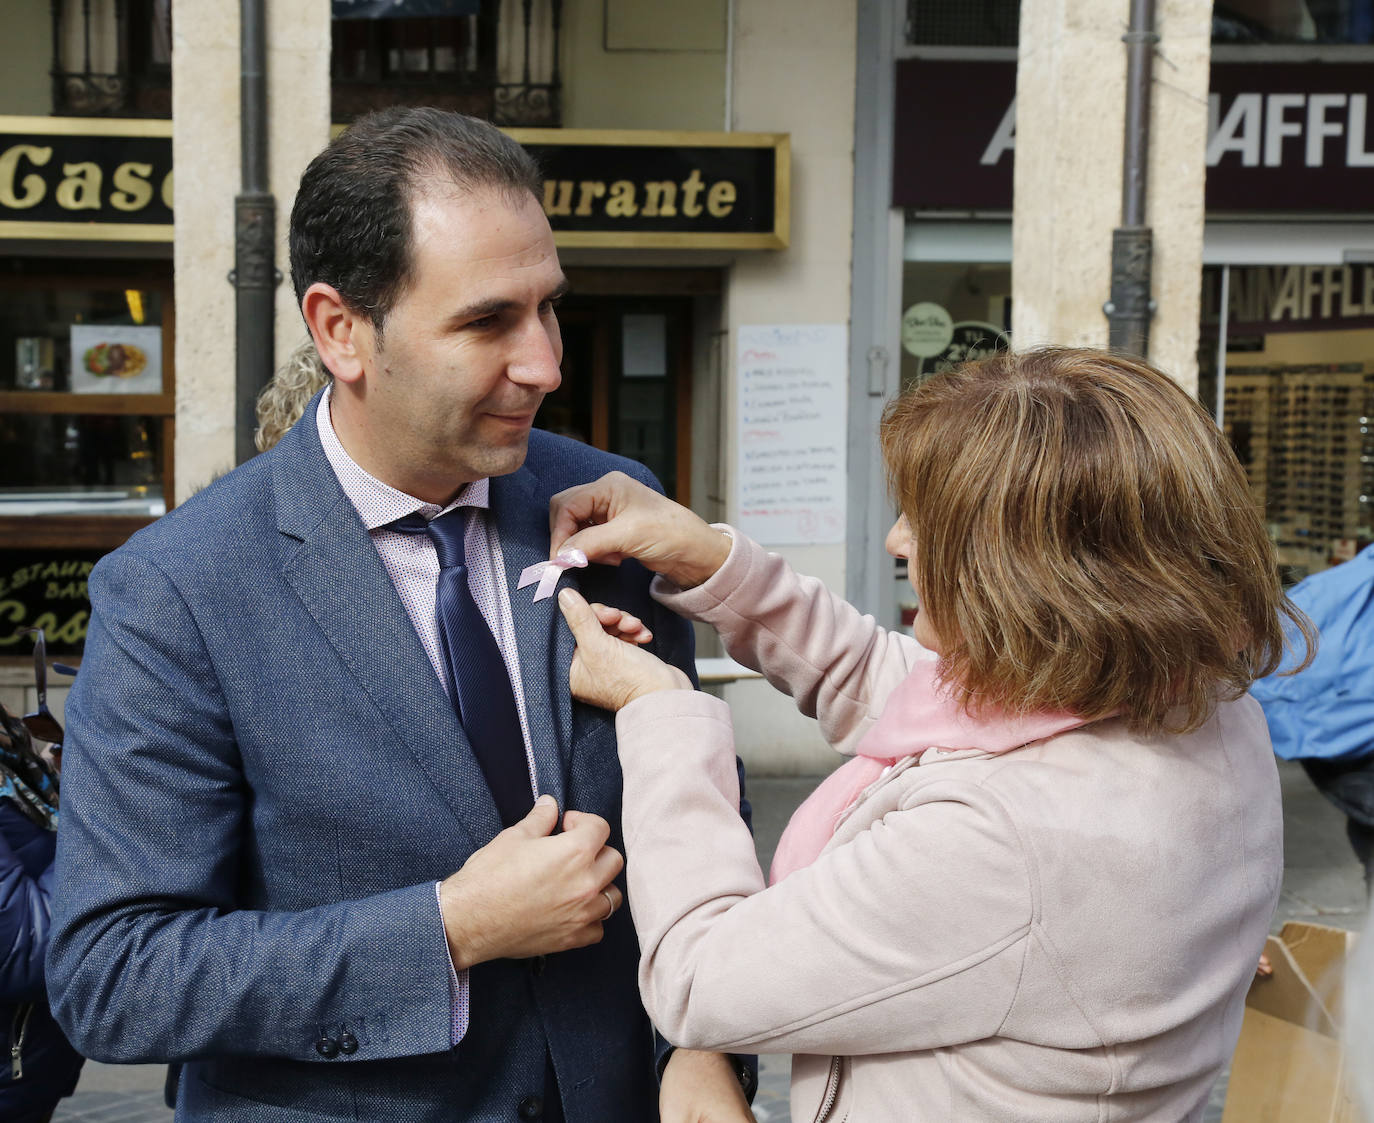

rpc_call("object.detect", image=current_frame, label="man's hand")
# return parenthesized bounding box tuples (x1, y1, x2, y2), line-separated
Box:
(438, 796, 624, 969)
(660, 1049, 754, 1123)
(558, 588, 692, 712)
(549, 471, 732, 590)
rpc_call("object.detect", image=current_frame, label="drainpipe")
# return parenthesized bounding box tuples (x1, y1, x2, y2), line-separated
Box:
(1104, 0, 1158, 356)
(232, 0, 278, 463)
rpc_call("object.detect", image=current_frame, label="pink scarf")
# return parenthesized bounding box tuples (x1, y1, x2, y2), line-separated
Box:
(769, 659, 1089, 884)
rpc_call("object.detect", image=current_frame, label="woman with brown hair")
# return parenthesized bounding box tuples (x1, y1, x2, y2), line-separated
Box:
(551, 347, 1312, 1122)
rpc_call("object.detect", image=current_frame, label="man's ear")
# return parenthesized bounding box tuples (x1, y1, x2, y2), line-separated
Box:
(301, 283, 372, 385)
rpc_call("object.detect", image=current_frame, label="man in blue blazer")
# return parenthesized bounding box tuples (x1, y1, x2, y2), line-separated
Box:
(47, 108, 754, 1122)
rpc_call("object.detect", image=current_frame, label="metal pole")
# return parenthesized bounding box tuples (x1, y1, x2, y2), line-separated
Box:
(1105, 0, 1158, 356)
(233, 0, 278, 464)
(1215, 264, 1230, 427)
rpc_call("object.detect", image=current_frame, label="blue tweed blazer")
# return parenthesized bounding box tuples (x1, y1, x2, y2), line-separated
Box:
(46, 394, 719, 1121)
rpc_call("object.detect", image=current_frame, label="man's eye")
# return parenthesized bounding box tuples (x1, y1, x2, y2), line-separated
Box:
(539, 297, 563, 315)
(468, 315, 499, 329)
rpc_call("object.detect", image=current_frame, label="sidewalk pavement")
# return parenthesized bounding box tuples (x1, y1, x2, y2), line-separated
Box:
(51, 763, 1367, 1123)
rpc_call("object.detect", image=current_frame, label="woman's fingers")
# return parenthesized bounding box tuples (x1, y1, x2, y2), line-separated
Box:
(549, 472, 643, 556)
(591, 602, 653, 644)
(559, 588, 692, 711)
(558, 587, 602, 642)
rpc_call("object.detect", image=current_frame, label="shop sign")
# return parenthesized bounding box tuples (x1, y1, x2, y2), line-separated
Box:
(0, 551, 101, 657)
(514, 129, 789, 249)
(2, 116, 789, 250)
(894, 60, 1374, 214)
(901, 302, 1009, 379)
(1201, 263, 1374, 334)
(0, 116, 173, 242)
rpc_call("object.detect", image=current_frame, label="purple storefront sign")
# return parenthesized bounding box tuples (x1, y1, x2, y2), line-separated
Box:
(893, 58, 1374, 214)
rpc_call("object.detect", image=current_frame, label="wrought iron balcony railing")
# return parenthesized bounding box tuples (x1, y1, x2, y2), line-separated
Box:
(49, 0, 562, 128)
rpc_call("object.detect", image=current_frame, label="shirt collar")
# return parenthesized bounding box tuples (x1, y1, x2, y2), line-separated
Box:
(316, 385, 489, 531)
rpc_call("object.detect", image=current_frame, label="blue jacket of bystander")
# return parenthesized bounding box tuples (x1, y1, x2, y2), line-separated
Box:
(0, 795, 84, 1122)
(1251, 543, 1374, 762)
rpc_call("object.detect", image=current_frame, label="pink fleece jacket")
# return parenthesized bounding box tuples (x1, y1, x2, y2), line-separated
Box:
(614, 528, 1282, 1123)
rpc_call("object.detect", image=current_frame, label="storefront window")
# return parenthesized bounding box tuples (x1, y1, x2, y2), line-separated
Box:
(1202, 262, 1374, 580)
(537, 292, 692, 504)
(898, 261, 1012, 391)
(0, 274, 172, 517)
(905, 0, 1020, 47)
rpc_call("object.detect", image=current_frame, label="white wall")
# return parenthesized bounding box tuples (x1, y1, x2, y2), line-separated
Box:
(562, 0, 726, 130)
(721, 0, 858, 775)
(0, 0, 52, 115)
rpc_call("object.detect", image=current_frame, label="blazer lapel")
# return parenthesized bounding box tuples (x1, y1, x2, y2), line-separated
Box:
(490, 467, 571, 810)
(272, 399, 501, 847)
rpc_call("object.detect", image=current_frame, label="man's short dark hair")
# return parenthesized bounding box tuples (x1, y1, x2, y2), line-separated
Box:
(289, 107, 543, 339)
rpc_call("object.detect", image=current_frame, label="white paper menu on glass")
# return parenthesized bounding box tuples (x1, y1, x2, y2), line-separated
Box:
(736, 324, 848, 546)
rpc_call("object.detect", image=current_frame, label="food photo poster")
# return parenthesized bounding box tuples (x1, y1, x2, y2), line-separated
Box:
(69, 324, 163, 394)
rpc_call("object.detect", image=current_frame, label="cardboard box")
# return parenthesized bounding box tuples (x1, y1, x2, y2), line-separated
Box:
(1222, 921, 1363, 1123)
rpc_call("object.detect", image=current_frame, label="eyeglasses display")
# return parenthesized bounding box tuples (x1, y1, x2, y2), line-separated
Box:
(1222, 362, 1373, 578)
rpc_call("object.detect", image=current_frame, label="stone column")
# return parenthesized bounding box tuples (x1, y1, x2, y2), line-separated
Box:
(172, 0, 330, 499)
(722, 0, 858, 775)
(1011, 0, 1211, 390)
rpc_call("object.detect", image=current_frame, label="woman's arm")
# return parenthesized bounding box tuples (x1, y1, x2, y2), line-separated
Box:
(655, 530, 927, 756)
(614, 690, 1032, 1056)
(552, 473, 927, 754)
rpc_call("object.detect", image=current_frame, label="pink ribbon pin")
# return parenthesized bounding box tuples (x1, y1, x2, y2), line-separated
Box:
(517, 549, 588, 602)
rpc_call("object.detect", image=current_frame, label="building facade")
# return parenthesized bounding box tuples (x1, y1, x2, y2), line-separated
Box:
(850, 0, 1374, 638)
(11, 0, 1365, 771)
(1, 0, 858, 773)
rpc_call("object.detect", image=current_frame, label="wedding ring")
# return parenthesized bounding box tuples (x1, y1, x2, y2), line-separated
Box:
(601, 889, 616, 921)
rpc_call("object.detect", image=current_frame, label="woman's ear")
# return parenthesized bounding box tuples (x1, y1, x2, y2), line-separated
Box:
(301, 283, 371, 386)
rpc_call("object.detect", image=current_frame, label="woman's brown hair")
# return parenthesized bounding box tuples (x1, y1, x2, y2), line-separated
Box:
(880, 346, 1314, 734)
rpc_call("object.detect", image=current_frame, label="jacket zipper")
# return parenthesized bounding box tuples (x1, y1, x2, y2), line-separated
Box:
(10, 1002, 32, 1080)
(813, 1055, 842, 1123)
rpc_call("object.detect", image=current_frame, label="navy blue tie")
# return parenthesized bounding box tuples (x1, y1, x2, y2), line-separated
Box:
(391, 509, 532, 829)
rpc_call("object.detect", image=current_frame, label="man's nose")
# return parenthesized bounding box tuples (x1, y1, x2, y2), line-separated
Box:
(510, 319, 563, 391)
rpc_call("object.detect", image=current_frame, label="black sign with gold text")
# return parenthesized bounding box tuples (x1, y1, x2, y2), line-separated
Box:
(0, 550, 102, 657)
(0, 116, 173, 241)
(1, 117, 789, 250)
(512, 130, 788, 248)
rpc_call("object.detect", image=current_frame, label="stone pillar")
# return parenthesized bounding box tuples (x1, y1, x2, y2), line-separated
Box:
(1143, 0, 1212, 391)
(1011, 0, 1211, 390)
(268, 0, 333, 372)
(172, 0, 330, 499)
(722, 0, 858, 775)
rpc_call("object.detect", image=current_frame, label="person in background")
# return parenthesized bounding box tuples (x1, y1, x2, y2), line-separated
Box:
(1250, 542, 1374, 891)
(254, 337, 330, 453)
(0, 643, 83, 1123)
(552, 347, 1313, 1122)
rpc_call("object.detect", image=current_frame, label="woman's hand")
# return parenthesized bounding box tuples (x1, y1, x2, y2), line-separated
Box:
(558, 588, 692, 712)
(549, 472, 732, 590)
